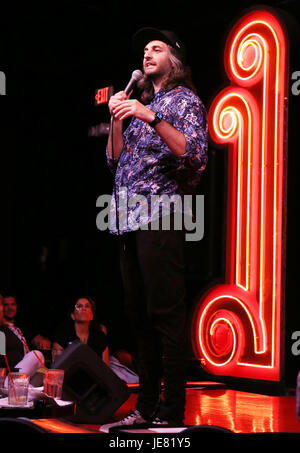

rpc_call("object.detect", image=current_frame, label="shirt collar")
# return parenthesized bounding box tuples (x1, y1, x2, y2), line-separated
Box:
(151, 88, 169, 103)
(153, 85, 183, 100)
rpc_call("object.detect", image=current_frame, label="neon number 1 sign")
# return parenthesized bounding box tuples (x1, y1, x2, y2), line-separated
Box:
(192, 10, 289, 381)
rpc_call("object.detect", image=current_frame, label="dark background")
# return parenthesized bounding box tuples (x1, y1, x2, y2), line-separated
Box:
(0, 0, 299, 388)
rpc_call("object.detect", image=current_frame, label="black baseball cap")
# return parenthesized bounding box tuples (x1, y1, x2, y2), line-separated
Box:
(132, 27, 186, 61)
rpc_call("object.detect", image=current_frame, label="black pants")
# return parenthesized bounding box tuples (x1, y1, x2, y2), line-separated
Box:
(119, 225, 187, 423)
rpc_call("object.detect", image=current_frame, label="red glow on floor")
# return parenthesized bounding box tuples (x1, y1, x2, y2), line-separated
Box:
(30, 386, 300, 434)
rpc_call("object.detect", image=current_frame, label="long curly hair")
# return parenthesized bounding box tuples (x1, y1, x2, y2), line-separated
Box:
(137, 45, 197, 104)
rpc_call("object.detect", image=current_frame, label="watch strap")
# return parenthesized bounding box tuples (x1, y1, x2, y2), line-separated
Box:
(149, 112, 163, 128)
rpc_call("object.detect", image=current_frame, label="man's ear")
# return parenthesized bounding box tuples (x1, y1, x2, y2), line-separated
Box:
(70, 313, 75, 321)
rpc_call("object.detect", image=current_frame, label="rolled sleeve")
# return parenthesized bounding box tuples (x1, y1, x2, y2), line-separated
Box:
(106, 146, 119, 175)
(173, 97, 208, 174)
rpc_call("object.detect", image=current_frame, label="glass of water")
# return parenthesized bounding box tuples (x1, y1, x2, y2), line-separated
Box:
(8, 372, 30, 406)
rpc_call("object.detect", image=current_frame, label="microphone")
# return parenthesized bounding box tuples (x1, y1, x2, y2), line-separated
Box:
(124, 69, 143, 95)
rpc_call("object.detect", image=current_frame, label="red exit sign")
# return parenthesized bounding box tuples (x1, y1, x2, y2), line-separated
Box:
(95, 86, 114, 105)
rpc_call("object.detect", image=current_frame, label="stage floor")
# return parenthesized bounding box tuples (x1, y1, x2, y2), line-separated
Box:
(30, 382, 300, 434)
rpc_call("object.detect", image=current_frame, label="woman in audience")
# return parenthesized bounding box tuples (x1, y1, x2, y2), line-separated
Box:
(52, 297, 108, 362)
(52, 296, 139, 383)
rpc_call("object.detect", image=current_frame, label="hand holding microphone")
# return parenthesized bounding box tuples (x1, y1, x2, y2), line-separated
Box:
(110, 69, 155, 124)
(108, 91, 128, 118)
(107, 71, 144, 167)
(109, 70, 143, 116)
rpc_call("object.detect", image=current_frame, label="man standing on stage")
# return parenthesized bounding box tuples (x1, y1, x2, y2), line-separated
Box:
(100, 28, 208, 432)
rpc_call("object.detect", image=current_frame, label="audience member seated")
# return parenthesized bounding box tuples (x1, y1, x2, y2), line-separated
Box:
(3, 296, 51, 350)
(52, 297, 139, 383)
(0, 296, 45, 387)
(52, 296, 108, 359)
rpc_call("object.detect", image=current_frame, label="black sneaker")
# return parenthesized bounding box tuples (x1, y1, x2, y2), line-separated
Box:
(99, 410, 151, 433)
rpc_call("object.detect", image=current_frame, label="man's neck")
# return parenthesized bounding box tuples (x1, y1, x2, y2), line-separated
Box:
(153, 80, 162, 93)
(152, 73, 168, 93)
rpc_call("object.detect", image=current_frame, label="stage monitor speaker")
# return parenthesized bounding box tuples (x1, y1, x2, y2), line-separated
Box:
(51, 340, 130, 423)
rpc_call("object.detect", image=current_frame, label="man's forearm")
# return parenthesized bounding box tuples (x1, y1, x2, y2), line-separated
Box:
(111, 100, 187, 157)
(153, 119, 187, 156)
(107, 116, 124, 159)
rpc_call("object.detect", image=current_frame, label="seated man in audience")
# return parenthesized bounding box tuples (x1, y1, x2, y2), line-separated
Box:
(3, 296, 51, 350)
(0, 296, 45, 385)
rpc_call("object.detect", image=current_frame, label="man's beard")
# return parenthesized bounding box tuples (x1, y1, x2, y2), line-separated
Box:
(145, 69, 170, 85)
(145, 71, 159, 81)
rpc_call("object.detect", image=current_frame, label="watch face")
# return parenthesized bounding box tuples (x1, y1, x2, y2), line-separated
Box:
(150, 111, 163, 127)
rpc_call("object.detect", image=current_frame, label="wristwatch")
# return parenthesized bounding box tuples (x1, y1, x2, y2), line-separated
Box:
(149, 111, 163, 128)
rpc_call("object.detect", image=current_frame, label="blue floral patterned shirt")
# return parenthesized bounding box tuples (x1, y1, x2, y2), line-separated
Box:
(106, 86, 208, 234)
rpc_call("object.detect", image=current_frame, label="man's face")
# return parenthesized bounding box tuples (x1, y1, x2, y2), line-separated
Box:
(143, 40, 172, 79)
(3, 297, 17, 322)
